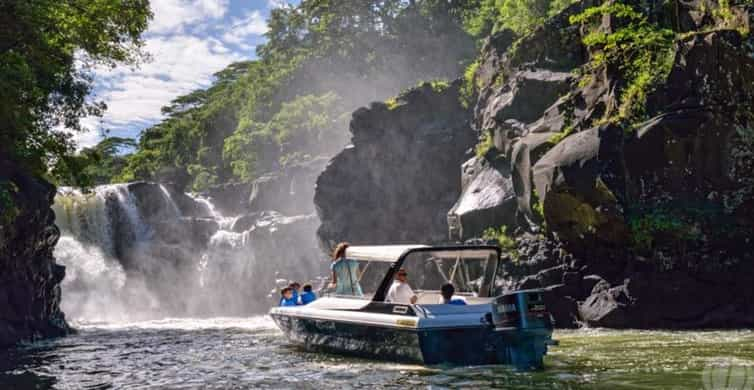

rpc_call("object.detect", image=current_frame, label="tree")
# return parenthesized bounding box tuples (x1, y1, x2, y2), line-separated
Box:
(0, 0, 151, 184)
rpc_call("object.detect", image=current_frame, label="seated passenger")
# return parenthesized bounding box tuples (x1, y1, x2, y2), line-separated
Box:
(289, 282, 301, 303)
(279, 287, 298, 307)
(386, 268, 418, 304)
(439, 283, 467, 305)
(299, 284, 317, 305)
(328, 242, 364, 296)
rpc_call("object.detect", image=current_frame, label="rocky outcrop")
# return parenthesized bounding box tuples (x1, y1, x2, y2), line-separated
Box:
(315, 81, 476, 248)
(249, 157, 329, 215)
(454, 0, 754, 328)
(448, 155, 517, 240)
(0, 160, 71, 347)
(508, 235, 754, 328)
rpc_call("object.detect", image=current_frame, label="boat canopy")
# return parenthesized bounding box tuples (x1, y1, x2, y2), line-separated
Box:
(345, 245, 499, 263)
(346, 245, 427, 262)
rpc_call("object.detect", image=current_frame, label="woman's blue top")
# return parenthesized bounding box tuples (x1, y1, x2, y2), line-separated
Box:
(331, 258, 363, 296)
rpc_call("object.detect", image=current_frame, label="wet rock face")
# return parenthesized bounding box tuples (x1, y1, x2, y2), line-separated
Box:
(0, 159, 71, 347)
(315, 81, 475, 248)
(459, 1, 754, 328)
(448, 156, 517, 241)
(248, 157, 329, 216)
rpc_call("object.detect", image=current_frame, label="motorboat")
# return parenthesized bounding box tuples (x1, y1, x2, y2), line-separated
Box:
(269, 245, 556, 369)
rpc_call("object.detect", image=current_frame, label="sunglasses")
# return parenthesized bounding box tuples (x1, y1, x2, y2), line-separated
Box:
(397, 272, 407, 276)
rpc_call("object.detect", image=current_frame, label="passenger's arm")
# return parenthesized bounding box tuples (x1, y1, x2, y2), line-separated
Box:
(407, 285, 418, 304)
(328, 269, 337, 289)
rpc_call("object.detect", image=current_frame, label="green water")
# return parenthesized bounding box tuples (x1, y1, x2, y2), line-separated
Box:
(1, 319, 752, 389)
(412, 329, 754, 389)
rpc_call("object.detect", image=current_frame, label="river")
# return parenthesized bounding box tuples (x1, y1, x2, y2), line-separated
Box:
(1, 318, 752, 389)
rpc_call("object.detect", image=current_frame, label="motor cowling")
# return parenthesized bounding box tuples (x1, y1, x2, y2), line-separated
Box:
(490, 289, 552, 331)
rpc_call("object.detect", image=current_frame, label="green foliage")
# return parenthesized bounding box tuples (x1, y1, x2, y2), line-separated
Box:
(462, 0, 502, 37)
(498, 0, 575, 34)
(531, 188, 546, 227)
(483, 225, 518, 255)
(428, 80, 451, 93)
(460, 60, 480, 109)
(116, 0, 477, 190)
(571, 2, 676, 126)
(548, 124, 576, 145)
(737, 126, 754, 147)
(223, 92, 347, 182)
(71, 137, 137, 185)
(0, 180, 19, 225)
(0, 0, 151, 185)
(461, 0, 576, 36)
(385, 97, 401, 110)
(628, 209, 700, 252)
(475, 130, 495, 158)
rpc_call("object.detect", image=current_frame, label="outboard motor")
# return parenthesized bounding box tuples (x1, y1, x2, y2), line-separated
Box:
(491, 289, 553, 331)
(489, 289, 554, 369)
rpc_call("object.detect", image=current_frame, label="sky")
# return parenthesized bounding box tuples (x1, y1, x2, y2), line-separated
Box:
(75, 0, 296, 149)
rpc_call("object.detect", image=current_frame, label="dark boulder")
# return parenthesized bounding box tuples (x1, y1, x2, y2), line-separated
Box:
(315, 81, 475, 248)
(152, 217, 218, 246)
(543, 285, 579, 328)
(127, 182, 212, 220)
(206, 182, 253, 216)
(532, 125, 630, 254)
(477, 70, 572, 140)
(447, 156, 517, 241)
(582, 274, 608, 297)
(0, 159, 72, 347)
(249, 157, 328, 215)
(578, 283, 632, 328)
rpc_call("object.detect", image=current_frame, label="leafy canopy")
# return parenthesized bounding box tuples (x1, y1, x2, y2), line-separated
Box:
(117, 0, 483, 191)
(0, 0, 151, 186)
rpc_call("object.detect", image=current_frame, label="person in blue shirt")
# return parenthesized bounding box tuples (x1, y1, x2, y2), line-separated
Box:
(279, 287, 297, 306)
(299, 284, 317, 305)
(328, 242, 363, 296)
(288, 282, 301, 303)
(440, 283, 467, 305)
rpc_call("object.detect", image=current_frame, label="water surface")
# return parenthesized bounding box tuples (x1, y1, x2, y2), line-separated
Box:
(1, 318, 752, 389)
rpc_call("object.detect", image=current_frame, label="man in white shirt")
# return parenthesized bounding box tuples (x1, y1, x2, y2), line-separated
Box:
(386, 268, 418, 304)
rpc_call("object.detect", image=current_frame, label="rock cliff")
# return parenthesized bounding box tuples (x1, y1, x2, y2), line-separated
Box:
(0, 160, 71, 347)
(457, 0, 754, 328)
(315, 81, 476, 248)
(314, 0, 754, 328)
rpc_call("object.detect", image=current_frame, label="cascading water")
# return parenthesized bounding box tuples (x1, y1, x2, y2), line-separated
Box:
(52, 182, 326, 322)
(53, 185, 156, 322)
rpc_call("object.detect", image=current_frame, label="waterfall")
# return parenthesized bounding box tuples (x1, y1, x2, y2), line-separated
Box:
(185, 193, 237, 230)
(53, 185, 156, 322)
(53, 182, 326, 322)
(158, 184, 182, 217)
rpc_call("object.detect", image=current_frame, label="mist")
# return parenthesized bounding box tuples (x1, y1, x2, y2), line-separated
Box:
(54, 2, 479, 323)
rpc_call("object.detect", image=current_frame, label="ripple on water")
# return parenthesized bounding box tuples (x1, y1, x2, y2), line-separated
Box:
(1, 318, 753, 389)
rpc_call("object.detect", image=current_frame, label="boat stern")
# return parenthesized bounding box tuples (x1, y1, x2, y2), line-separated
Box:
(489, 289, 555, 369)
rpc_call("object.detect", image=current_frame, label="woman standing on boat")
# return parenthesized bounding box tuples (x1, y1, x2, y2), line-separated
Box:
(328, 242, 364, 296)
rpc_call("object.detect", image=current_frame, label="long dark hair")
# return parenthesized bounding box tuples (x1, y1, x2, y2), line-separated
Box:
(331, 242, 349, 260)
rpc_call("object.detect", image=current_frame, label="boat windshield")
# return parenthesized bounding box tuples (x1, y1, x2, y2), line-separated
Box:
(399, 248, 500, 302)
(324, 247, 501, 302)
